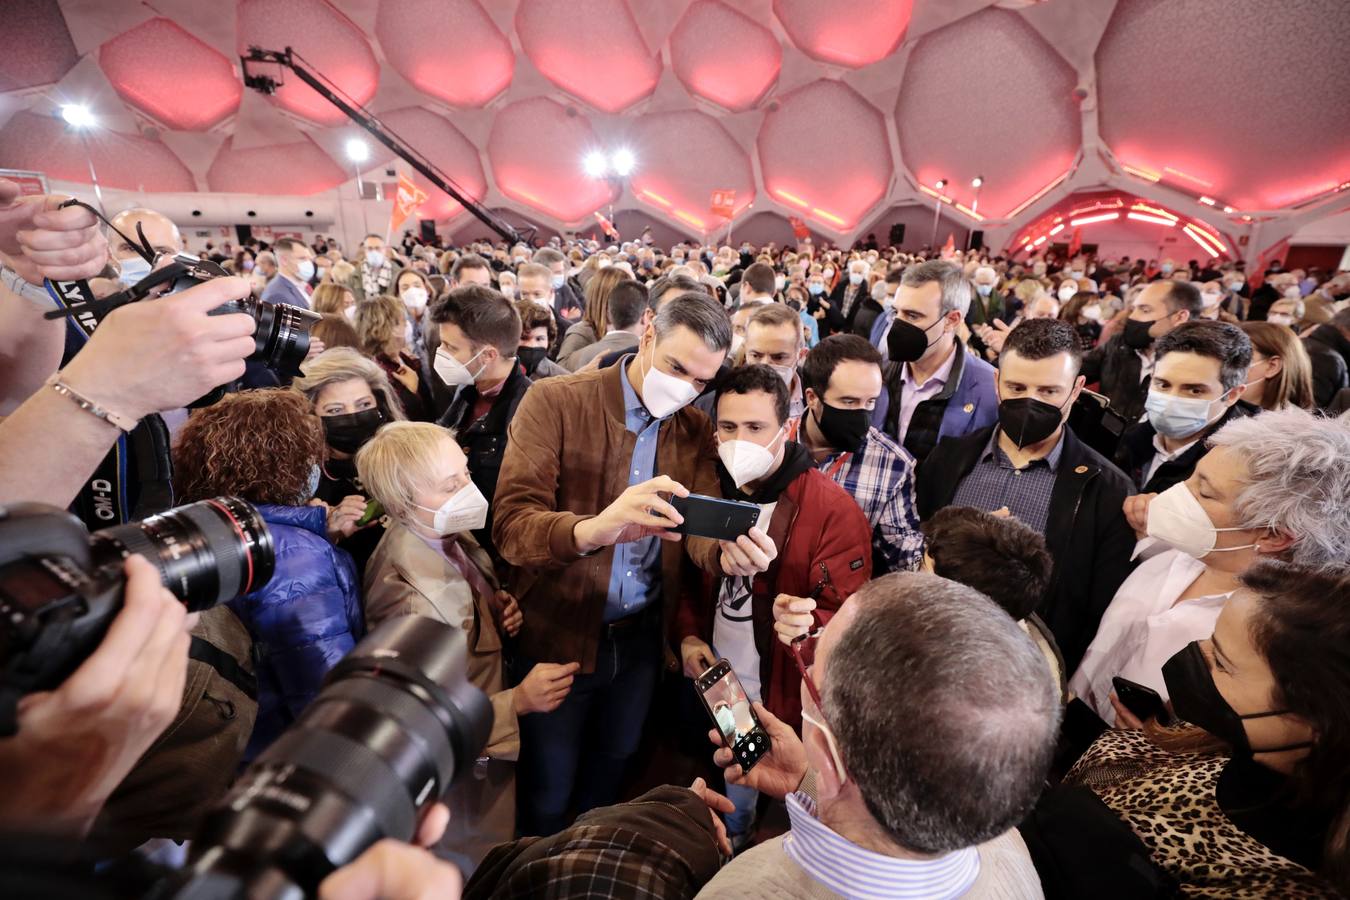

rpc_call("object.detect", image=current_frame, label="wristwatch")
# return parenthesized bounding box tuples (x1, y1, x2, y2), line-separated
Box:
(0, 262, 55, 309)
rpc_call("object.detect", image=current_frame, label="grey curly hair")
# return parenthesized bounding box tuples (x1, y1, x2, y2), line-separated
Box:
(1208, 407, 1350, 571)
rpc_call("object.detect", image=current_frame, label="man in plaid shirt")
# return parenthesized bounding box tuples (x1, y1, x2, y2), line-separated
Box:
(797, 335, 923, 573)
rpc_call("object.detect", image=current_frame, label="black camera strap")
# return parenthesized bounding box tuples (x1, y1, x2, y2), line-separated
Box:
(38, 201, 175, 528)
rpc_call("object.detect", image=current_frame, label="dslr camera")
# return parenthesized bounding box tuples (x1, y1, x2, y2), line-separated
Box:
(165, 616, 493, 900)
(0, 498, 275, 735)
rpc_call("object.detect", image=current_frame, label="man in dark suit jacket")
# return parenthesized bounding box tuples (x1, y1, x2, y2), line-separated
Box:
(917, 319, 1135, 672)
(259, 237, 314, 310)
(1112, 321, 1254, 497)
(1079, 279, 1203, 450)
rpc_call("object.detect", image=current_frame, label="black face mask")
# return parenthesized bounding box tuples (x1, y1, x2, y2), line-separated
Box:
(518, 346, 547, 376)
(1122, 316, 1157, 350)
(997, 396, 1066, 448)
(322, 407, 386, 454)
(886, 316, 943, 363)
(1162, 641, 1311, 756)
(813, 401, 870, 453)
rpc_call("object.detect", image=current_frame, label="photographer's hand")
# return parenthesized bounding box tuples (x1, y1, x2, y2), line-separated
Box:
(0, 276, 257, 508)
(319, 840, 462, 900)
(0, 182, 109, 284)
(0, 555, 193, 836)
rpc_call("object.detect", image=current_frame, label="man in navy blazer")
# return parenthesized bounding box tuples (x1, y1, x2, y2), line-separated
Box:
(870, 260, 999, 466)
(260, 237, 315, 310)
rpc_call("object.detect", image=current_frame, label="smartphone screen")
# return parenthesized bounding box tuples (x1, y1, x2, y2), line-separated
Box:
(696, 658, 771, 770)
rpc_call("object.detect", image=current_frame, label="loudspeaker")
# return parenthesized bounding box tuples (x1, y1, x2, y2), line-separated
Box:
(419, 219, 437, 242)
(970, 230, 984, 250)
(234, 224, 252, 244)
(888, 223, 906, 246)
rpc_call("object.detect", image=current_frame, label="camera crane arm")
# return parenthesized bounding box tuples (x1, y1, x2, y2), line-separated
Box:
(240, 46, 525, 246)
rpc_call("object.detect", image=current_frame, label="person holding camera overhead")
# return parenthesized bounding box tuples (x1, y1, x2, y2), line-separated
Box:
(172, 389, 365, 759)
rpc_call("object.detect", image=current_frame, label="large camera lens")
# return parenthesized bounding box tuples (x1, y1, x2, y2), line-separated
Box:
(253, 301, 322, 377)
(92, 497, 275, 611)
(172, 616, 493, 899)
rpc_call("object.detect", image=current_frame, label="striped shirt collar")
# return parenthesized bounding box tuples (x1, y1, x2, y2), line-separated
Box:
(783, 792, 980, 900)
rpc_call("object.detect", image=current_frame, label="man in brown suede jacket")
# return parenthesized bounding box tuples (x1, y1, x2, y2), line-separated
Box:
(493, 290, 777, 836)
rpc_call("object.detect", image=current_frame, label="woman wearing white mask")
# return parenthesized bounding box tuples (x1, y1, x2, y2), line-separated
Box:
(675, 366, 872, 846)
(357, 422, 580, 871)
(1266, 293, 1305, 330)
(312, 282, 357, 322)
(394, 268, 434, 357)
(1070, 406, 1350, 726)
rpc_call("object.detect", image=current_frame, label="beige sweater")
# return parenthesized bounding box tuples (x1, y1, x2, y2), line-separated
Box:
(696, 828, 1044, 899)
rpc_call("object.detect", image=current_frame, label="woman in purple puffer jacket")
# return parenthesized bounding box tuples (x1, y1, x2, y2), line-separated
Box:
(172, 389, 366, 759)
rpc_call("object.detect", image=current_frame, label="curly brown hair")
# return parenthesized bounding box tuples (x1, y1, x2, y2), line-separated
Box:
(354, 293, 407, 360)
(173, 389, 325, 505)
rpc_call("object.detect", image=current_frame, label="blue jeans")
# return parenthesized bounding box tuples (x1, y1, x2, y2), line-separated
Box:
(509, 618, 661, 836)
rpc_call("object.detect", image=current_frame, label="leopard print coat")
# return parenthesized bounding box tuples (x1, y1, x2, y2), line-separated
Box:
(1065, 729, 1336, 898)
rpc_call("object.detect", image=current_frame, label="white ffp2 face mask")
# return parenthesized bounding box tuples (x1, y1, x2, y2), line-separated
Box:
(401, 286, 428, 311)
(1146, 481, 1256, 559)
(718, 429, 784, 488)
(435, 347, 485, 387)
(639, 341, 699, 418)
(414, 481, 489, 535)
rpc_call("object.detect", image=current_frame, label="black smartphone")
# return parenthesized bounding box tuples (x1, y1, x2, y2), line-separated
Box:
(1112, 676, 1170, 724)
(672, 493, 761, 542)
(696, 658, 771, 771)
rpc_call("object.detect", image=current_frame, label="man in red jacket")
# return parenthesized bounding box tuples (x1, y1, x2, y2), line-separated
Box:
(676, 364, 872, 846)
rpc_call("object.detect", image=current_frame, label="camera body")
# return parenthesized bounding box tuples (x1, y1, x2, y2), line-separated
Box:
(0, 498, 275, 734)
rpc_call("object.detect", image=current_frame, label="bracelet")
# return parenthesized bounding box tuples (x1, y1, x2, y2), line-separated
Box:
(45, 372, 139, 432)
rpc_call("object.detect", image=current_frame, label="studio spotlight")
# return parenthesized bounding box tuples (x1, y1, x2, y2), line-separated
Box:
(583, 151, 608, 178)
(934, 179, 947, 190)
(61, 104, 96, 128)
(971, 175, 983, 188)
(345, 139, 370, 163)
(611, 148, 636, 177)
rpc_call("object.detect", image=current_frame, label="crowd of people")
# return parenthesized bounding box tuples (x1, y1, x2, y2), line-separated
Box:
(2, 171, 1350, 899)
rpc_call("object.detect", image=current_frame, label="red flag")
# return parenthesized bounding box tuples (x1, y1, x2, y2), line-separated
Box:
(1067, 227, 1083, 256)
(388, 173, 429, 236)
(710, 189, 736, 218)
(941, 231, 955, 254)
(593, 211, 620, 241)
(788, 216, 810, 240)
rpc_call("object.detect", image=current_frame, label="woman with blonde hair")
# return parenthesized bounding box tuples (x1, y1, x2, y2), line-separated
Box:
(556, 265, 630, 366)
(354, 293, 432, 421)
(356, 422, 579, 870)
(1239, 322, 1316, 411)
(312, 282, 356, 320)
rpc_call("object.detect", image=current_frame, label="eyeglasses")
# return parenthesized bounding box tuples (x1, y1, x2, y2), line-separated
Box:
(790, 621, 825, 710)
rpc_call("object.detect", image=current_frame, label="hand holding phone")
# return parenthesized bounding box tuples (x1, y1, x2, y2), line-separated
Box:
(672, 493, 761, 542)
(696, 659, 771, 771)
(1111, 676, 1171, 725)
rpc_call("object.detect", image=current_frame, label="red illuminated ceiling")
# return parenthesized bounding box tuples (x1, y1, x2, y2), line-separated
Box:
(669, 1, 781, 112)
(3, 0, 1345, 239)
(515, 0, 661, 114)
(99, 18, 241, 131)
(235, 0, 379, 126)
(373, 0, 513, 108)
(759, 80, 892, 230)
(1097, 0, 1350, 211)
(207, 136, 347, 195)
(772, 0, 914, 67)
(487, 98, 617, 222)
(629, 110, 755, 230)
(0, 0, 78, 92)
(0, 110, 196, 192)
(897, 8, 1079, 220)
(1011, 192, 1232, 259)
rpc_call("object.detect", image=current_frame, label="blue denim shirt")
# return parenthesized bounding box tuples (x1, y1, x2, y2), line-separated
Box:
(603, 358, 664, 623)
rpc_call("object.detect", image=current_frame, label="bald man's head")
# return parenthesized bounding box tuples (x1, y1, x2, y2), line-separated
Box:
(109, 208, 180, 263)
